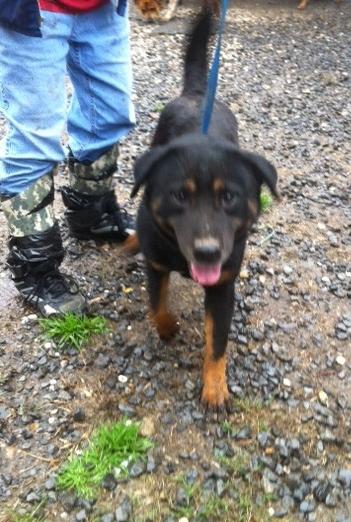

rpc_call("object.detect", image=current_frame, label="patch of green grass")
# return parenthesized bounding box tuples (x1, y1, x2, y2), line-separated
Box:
(171, 476, 230, 521)
(217, 453, 250, 479)
(232, 397, 265, 414)
(57, 419, 153, 499)
(257, 420, 269, 433)
(4, 501, 46, 522)
(237, 491, 254, 522)
(172, 505, 196, 519)
(177, 475, 199, 499)
(153, 102, 165, 113)
(221, 420, 236, 437)
(261, 492, 278, 504)
(197, 495, 230, 520)
(259, 190, 273, 213)
(236, 489, 275, 522)
(4, 515, 42, 522)
(133, 509, 159, 522)
(5, 515, 39, 522)
(171, 474, 199, 517)
(40, 313, 108, 350)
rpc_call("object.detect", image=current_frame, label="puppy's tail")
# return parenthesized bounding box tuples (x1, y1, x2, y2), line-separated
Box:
(183, 10, 213, 96)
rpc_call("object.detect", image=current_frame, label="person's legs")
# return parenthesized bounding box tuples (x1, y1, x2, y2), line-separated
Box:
(61, 3, 135, 241)
(67, 3, 135, 162)
(0, 14, 85, 315)
(0, 18, 69, 196)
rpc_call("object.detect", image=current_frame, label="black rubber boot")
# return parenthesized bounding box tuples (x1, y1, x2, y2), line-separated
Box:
(61, 186, 134, 242)
(7, 223, 86, 316)
(62, 145, 134, 242)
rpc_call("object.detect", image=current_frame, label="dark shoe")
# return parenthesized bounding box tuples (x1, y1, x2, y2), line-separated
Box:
(7, 223, 86, 316)
(61, 186, 134, 242)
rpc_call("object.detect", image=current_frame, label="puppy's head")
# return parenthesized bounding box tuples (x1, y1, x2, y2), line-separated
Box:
(132, 134, 278, 286)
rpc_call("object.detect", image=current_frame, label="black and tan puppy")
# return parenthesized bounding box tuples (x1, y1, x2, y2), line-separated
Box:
(131, 11, 279, 410)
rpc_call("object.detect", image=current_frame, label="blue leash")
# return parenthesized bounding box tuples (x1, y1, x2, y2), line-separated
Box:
(201, 0, 229, 135)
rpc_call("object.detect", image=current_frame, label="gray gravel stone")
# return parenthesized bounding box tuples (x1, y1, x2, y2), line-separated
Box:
(59, 492, 77, 511)
(101, 473, 117, 491)
(175, 487, 188, 506)
(115, 495, 132, 522)
(338, 469, 351, 488)
(26, 491, 40, 503)
(73, 408, 86, 422)
(300, 500, 316, 513)
(44, 477, 56, 490)
(76, 510, 87, 521)
(94, 353, 110, 368)
(100, 515, 114, 522)
(129, 460, 146, 478)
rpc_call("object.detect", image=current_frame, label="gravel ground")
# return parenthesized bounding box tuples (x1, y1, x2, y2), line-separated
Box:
(0, 1, 350, 520)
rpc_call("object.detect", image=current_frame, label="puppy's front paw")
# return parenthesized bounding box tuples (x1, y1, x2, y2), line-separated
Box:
(153, 311, 179, 340)
(201, 380, 230, 411)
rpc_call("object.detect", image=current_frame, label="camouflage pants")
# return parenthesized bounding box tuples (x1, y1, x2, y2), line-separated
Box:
(1, 143, 120, 236)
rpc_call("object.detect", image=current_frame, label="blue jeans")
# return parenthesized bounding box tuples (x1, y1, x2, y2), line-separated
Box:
(0, 2, 135, 196)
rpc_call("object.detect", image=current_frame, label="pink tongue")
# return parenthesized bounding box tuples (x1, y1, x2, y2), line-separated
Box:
(190, 263, 221, 286)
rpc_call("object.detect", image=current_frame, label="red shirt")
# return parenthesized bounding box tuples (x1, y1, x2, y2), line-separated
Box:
(38, 0, 109, 14)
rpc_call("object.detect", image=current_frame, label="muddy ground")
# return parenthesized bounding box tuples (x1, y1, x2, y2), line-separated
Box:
(0, 0, 350, 521)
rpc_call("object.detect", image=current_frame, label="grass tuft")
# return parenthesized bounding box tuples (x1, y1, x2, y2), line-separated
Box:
(259, 190, 273, 212)
(217, 453, 250, 479)
(4, 514, 42, 522)
(153, 102, 165, 113)
(4, 500, 47, 522)
(40, 313, 108, 350)
(198, 495, 230, 520)
(57, 419, 153, 499)
(237, 491, 254, 522)
(232, 397, 265, 413)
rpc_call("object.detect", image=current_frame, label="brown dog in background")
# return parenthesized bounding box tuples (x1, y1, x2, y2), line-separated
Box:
(134, 0, 220, 21)
(298, 0, 309, 9)
(298, 0, 342, 9)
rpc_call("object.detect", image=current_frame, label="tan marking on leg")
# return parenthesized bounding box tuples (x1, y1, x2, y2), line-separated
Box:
(151, 197, 162, 214)
(201, 314, 229, 408)
(184, 178, 197, 194)
(204, 0, 220, 14)
(216, 270, 235, 285)
(150, 273, 179, 340)
(213, 178, 225, 193)
(248, 198, 258, 219)
(121, 232, 139, 255)
(149, 260, 169, 272)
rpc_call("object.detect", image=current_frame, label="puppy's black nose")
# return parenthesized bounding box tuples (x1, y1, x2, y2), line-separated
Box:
(193, 238, 221, 264)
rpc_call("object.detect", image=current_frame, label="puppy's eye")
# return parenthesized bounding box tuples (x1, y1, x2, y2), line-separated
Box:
(221, 189, 237, 204)
(171, 189, 187, 203)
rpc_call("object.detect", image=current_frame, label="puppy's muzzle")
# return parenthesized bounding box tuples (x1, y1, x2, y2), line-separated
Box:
(193, 238, 221, 264)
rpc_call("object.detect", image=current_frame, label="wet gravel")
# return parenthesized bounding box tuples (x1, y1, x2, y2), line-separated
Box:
(0, 0, 350, 520)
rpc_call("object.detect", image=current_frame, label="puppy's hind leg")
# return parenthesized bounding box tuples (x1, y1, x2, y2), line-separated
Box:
(202, 281, 234, 411)
(147, 263, 179, 340)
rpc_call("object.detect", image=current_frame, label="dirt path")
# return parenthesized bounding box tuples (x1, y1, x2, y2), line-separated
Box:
(0, 1, 350, 521)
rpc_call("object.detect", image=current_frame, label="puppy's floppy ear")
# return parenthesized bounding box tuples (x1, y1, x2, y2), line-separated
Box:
(241, 151, 280, 199)
(131, 145, 168, 198)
